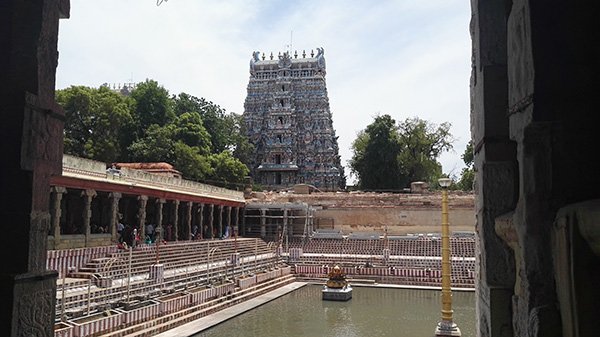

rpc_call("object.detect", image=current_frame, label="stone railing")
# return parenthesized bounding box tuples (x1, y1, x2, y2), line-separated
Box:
(61, 154, 244, 202)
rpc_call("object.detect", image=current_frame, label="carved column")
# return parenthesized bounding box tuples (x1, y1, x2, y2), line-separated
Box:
(226, 206, 232, 237)
(137, 195, 148, 239)
(234, 206, 240, 237)
(260, 209, 267, 238)
(198, 203, 204, 240)
(82, 189, 96, 246)
(50, 186, 66, 244)
(208, 204, 214, 239)
(172, 200, 180, 241)
(108, 192, 121, 242)
(283, 208, 288, 241)
(241, 207, 247, 236)
(218, 205, 224, 238)
(470, 1, 518, 336)
(184, 201, 192, 240)
(155, 198, 165, 242)
(0, 1, 70, 336)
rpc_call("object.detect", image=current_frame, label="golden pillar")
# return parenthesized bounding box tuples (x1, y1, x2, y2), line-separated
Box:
(435, 178, 461, 336)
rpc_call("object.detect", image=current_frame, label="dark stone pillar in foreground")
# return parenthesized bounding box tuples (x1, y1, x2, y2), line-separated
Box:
(0, 1, 70, 336)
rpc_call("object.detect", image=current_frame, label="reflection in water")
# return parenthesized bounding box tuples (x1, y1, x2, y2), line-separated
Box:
(194, 285, 475, 337)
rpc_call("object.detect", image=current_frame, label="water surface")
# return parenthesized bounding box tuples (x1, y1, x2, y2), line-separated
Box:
(194, 285, 475, 337)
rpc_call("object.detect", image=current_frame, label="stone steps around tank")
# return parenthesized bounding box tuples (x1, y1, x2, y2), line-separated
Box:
(97, 274, 296, 337)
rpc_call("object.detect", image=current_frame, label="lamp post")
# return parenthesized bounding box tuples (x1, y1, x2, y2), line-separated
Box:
(435, 178, 461, 337)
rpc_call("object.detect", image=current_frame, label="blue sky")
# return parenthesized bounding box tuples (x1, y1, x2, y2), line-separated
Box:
(56, 0, 472, 184)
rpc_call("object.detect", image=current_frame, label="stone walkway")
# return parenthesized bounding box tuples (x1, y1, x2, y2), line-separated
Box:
(154, 281, 307, 337)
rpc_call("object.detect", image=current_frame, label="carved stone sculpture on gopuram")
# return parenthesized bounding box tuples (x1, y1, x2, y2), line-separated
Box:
(243, 47, 344, 190)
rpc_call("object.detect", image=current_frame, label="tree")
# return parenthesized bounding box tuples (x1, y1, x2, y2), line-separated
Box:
(350, 115, 454, 190)
(396, 117, 454, 187)
(130, 79, 175, 135)
(173, 112, 212, 155)
(229, 112, 255, 168)
(199, 102, 235, 153)
(172, 142, 213, 181)
(207, 151, 250, 189)
(350, 114, 404, 189)
(456, 140, 475, 191)
(59, 82, 251, 188)
(127, 124, 176, 163)
(57, 85, 134, 163)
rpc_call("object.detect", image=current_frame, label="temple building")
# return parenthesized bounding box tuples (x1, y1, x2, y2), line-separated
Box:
(243, 48, 345, 190)
(48, 155, 245, 250)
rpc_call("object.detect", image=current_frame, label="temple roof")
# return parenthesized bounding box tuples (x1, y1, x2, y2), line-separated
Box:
(112, 162, 175, 170)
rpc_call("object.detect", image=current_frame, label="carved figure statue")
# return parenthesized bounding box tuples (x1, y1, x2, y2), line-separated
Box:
(316, 47, 324, 58)
(250, 51, 260, 74)
(316, 47, 326, 69)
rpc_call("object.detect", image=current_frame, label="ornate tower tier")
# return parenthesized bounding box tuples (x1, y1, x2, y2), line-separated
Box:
(243, 48, 344, 190)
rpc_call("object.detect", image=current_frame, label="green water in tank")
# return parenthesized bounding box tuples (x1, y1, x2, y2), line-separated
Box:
(193, 285, 475, 337)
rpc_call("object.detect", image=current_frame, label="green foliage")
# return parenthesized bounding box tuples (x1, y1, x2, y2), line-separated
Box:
(396, 117, 453, 186)
(350, 114, 454, 190)
(456, 140, 475, 191)
(172, 142, 213, 181)
(173, 112, 212, 155)
(201, 104, 236, 154)
(350, 115, 403, 189)
(229, 112, 255, 168)
(57, 85, 134, 163)
(127, 124, 176, 162)
(130, 79, 175, 134)
(207, 151, 250, 189)
(58, 80, 252, 188)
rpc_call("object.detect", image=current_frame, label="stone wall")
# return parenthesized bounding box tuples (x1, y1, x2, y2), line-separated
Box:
(254, 191, 475, 235)
(316, 207, 475, 235)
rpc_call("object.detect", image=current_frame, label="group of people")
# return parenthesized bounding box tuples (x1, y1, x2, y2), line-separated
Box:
(116, 220, 227, 248)
(117, 221, 175, 249)
(117, 221, 139, 249)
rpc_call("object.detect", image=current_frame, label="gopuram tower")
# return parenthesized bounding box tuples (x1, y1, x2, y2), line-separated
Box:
(243, 48, 345, 190)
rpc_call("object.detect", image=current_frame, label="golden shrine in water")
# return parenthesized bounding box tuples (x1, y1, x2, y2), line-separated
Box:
(322, 265, 353, 301)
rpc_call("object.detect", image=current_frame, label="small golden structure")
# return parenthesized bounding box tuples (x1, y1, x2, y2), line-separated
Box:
(322, 265, 352, 301)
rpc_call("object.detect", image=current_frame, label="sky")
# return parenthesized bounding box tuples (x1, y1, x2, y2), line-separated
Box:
(56, 0, 472, 185)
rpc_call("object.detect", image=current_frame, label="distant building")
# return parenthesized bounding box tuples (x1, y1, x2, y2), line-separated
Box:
(243, 48, 344, 190)
(112, 162, 182, 178)
(102, 82, 136, 96)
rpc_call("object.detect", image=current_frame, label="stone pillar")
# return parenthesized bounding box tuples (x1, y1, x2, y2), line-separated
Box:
(235, 206, 241, 237)
(470, 1, 517, 336)
(218, 205, 223, 238)
(0, 2, 69, 335)
(226, 206, 232, 237)
(283, 208, 288, 240)
(260, 209, 267, 238)
(155, 198, 165, 242)
(108, 192, 121, 242)
(82, 189, 96, 246)
(208, 204, 214, 239)
(241, 207, 247, 236)
(50, 186, 66, 243)
(149, 264, 164, 284)
(184, 201, 192, 240)
(172, 200, 180, 241)
(198, 203, 204, 240)
(137, 195, 148, 239)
